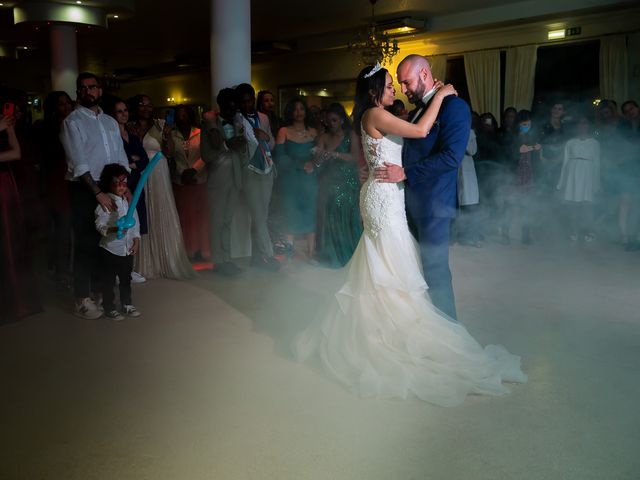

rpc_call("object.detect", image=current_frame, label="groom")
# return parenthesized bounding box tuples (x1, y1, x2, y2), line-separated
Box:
(375, 54, 471, 321)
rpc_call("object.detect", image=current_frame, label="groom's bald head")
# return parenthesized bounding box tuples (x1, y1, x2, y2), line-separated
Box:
(398, 55, 431, 74)
(397, 54, 434, 105)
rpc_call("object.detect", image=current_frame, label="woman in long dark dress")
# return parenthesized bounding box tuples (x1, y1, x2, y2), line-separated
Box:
(313, 103, 362, 267)
(34, 91, 74, 281)
(274, 97, 318, 259)
(0, 114, 42, 323)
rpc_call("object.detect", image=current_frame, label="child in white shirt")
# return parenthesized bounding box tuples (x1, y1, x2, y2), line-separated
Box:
(95, 164, 141, 320)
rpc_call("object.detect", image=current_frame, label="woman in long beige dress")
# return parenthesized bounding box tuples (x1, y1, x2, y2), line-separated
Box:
(128, 94, 195, 280)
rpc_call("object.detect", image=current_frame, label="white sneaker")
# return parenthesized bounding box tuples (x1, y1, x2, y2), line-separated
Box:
(123, 304, 141, 317)
(131, 271, 146, 284)
(74, 297, 102, 320)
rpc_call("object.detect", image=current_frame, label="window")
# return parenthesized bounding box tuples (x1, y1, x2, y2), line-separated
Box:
(533, 40, 599, 115)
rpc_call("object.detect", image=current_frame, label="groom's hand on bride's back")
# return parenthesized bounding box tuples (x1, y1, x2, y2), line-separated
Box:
(374, 162, 406, 183)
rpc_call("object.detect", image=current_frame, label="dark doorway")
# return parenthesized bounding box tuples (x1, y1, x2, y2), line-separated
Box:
(445, 57, 471, 108)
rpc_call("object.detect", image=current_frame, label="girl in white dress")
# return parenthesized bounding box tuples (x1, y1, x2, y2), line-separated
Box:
(129, 95, 195, 280)
(557, 114, 601, 242)
(294, 65, 526, 407)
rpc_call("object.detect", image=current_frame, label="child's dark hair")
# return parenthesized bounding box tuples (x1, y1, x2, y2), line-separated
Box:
(517, 110, 532, 123)
(99, 163, 129, 194)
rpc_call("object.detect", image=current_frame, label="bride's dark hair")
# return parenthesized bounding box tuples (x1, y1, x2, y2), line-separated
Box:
(352, 65, 388, 134)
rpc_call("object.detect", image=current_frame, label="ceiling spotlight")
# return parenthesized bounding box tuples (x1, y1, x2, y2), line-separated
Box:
(76, 0, 82, 4)
(113, 14, 119, 18)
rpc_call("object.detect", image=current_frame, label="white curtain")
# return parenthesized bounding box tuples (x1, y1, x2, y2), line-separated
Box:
(504, 45, 538, 111)
(600, 35, 629, 105)
(464, 50, 501, 119)
(427, 55, 447, 83)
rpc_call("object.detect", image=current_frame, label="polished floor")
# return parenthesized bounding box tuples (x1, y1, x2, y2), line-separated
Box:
(1, 237, 639, 480)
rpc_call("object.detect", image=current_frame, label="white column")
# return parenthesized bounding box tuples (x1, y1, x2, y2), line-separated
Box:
(210, 0, 251, 101)
(50, 25, 78, 97)
(211, 0, 253, 259)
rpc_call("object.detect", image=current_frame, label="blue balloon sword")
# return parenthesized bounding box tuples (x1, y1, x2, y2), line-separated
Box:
(116, 151, 162, 239)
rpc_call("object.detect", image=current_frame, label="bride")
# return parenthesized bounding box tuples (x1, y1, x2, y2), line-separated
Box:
(293, 64, 527, 407)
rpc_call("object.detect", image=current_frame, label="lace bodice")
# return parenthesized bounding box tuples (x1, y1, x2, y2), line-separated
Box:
(360, 129, 406, 238)
(361, 129, 404, 170)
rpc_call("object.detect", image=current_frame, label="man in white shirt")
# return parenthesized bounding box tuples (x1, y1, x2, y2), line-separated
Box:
(60, 72, 129, 319)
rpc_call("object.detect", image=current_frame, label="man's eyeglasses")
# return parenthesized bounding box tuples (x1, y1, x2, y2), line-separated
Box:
(79, 84, 100, 91)
(138, 103, 154, 109)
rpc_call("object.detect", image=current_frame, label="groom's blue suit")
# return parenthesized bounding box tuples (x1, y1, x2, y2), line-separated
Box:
(403, 95, 471, 320)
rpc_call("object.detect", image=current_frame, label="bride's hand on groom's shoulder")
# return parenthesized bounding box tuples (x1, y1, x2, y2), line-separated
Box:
(436, 83, 457, 100)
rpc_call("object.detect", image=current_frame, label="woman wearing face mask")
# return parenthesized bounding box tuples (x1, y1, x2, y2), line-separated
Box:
(500, 110, 542, 245)
(312, 102, 362, 267)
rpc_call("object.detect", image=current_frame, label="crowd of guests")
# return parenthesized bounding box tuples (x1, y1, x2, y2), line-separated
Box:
(0, 74, 365, 323)
(1, 72, 639, 324)
(456, 99, 640, 249)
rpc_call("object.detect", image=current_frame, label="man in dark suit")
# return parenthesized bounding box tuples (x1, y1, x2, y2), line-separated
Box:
(375, 54, 471, 321)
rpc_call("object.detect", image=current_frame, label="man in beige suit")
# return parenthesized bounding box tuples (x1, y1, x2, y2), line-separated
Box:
(201, 88, 246, 276)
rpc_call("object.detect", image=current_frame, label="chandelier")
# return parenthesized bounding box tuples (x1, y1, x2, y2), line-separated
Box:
(348, 0, 400, 66)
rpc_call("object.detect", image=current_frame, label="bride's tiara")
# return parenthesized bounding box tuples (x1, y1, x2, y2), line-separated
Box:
(364, 62, 382, 78)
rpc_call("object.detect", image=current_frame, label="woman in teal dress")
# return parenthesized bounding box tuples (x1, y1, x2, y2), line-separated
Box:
(274, 97, 319, 259)
(313, 103, 362, 267)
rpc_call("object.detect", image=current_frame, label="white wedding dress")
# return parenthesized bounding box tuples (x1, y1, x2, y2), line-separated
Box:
(293, 131, 527, 407)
